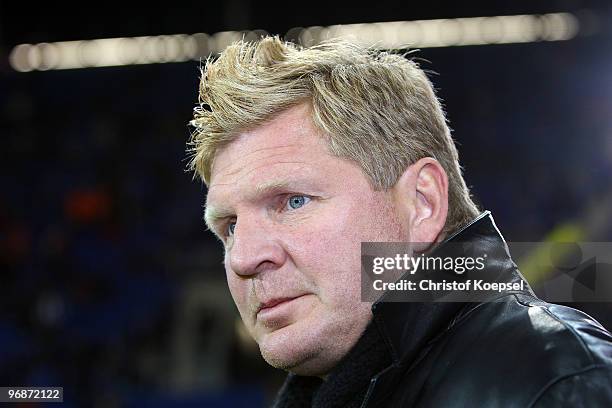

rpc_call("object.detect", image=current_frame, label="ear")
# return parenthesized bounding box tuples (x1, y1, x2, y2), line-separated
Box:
(391, 157, 448, 250)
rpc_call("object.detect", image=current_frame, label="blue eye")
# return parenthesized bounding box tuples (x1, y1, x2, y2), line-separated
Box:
(287, 195, 310, 209)
(227, 221, 236, 236)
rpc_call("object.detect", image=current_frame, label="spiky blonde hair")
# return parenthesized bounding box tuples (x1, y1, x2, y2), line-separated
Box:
(188, 36, 479, 234)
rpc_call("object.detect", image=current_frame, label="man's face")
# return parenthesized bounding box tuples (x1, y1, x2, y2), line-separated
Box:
(206, 103, 407, 376)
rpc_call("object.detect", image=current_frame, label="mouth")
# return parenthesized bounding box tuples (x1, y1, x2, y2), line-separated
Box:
(257, 296, 303, 314)
(255, 294, 310, 323)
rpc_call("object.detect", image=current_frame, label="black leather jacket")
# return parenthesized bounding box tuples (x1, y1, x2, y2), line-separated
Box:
(362, 211, 612, 407)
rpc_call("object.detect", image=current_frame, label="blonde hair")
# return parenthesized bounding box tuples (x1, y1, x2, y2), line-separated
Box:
(188, 36, 479, 234)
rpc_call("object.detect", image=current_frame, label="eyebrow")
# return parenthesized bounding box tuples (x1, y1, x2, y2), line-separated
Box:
(203, 179, 305, 232)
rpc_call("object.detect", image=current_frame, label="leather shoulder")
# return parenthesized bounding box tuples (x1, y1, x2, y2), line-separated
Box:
(529, 366, 612, 407)
(394, 295, 612, 407)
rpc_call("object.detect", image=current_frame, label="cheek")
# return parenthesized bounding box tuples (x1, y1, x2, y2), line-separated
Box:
(283, 199, 386, 294)
(286, 203, 357, 261)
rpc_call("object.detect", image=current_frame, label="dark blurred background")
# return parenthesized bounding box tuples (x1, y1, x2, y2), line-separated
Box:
(1, 1, 611, 407)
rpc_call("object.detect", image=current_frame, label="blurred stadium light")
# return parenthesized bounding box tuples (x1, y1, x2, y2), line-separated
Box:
(9, 12, 579, 72)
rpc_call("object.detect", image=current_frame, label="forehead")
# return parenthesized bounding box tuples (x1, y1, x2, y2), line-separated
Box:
(207, 104, 335, 201)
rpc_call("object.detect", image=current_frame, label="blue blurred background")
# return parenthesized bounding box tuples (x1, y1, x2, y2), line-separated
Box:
(1, 1, 611, 406)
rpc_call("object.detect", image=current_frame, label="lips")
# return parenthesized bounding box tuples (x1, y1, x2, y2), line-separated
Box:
(258, 297, 299, 313)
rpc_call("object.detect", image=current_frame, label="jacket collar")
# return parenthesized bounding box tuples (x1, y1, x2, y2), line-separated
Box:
(361, 211, 533, 406)
(371, 210, 532, 367)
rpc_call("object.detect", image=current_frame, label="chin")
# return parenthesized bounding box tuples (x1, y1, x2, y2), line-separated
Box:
(257, 323, 338, 376)
(260, 346, 336, 377)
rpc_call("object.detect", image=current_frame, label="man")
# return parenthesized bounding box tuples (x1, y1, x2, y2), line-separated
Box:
(188, 36, 612, 407)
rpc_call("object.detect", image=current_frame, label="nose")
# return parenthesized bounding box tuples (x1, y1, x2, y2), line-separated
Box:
(228, 216, 286, 277)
